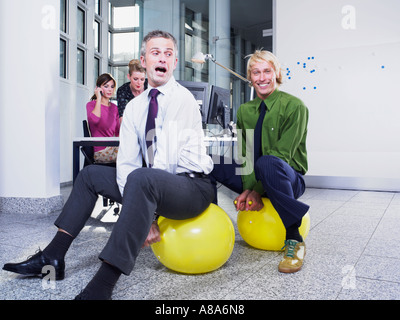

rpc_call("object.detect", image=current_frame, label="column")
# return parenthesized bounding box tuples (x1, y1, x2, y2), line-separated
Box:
(0, 0, 63, 214)
(142, 0, 182, 78)
(208, 0, 231, 89)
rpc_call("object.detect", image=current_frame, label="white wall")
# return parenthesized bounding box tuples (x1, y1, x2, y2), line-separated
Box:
(0, 0, 61, 199)
(275, 0, 400, 191)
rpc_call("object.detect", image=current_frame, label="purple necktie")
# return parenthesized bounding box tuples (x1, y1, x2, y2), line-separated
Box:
(145, 89, 160, 167)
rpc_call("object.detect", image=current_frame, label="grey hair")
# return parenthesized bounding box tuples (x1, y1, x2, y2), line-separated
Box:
(140, 30, 178, 58)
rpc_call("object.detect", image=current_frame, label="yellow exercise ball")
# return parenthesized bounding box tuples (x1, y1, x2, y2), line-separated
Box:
(151, 204, 235, 274)
(237, 198, 310, 251)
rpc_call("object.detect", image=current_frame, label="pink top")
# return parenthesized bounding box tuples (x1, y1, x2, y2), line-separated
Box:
(86, 100, 120, 152)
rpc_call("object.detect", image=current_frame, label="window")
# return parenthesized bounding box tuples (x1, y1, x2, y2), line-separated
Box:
(60, 0, 68, 79)
(77, 6, 86, 44)
(94, 20, 100, 53)
(111, 66, 129, 90)
(95, 0, 101, 16)
(93, 0, 103, 86)
(60, 39, 67, 78)
(77, 1, 87, 85)
(184, 7, 209, 83)
(60, 0, 67, 33)
(77, 48, 85, 85)
(108, 0, 142, 88)
(94, 56, 100, 81)
(111, 32, 139, 62)
(59, 0, 106, 83)
(112, 5, 139, 29)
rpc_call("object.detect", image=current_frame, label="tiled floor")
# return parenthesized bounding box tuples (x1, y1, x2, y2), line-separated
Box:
(1, 184, 400, 300)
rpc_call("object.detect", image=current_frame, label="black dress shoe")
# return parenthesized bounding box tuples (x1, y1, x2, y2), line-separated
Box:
(3, 250, 65, 280)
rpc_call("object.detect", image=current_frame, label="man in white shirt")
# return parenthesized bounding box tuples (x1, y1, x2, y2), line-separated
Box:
(3, 30, 214, 300)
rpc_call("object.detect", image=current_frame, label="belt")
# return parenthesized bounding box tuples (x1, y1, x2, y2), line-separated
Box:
(177, 172, 208, 179)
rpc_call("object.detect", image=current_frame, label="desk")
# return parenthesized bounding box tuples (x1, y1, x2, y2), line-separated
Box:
(72, 136, 237, 183)
(73, 137, 119, 183)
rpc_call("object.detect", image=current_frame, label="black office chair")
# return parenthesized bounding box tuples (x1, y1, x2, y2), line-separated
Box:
(80, 120, 120, 217)
(81, 120, 95, 167)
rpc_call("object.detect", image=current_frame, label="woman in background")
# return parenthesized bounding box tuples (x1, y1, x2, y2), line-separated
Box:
(116, 59, 147, 123)
(87, 73, 120, 163)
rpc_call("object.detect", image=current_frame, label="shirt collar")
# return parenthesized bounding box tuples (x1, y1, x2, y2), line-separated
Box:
(255, 88, 280, 111)
(147, 76, 176, 97)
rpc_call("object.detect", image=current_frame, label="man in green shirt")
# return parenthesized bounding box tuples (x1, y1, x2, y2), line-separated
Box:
(210, 50, 310, 273)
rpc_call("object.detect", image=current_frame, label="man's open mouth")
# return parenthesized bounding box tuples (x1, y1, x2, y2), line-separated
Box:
(155, 67, 167, 73)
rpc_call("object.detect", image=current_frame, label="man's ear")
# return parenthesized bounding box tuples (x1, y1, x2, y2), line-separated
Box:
(140, 55, 146, 69)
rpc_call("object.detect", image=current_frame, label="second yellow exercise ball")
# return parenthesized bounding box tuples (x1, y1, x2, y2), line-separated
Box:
(237, 198, 310, 251)
(151, 204, 235, 274)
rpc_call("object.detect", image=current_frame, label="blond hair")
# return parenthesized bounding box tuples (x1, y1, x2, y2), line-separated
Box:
(128, 59, 146, 75)
(246, 50, 283, 86)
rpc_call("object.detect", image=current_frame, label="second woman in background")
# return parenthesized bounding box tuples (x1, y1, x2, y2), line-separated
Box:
(116, 59, 147, 123)
(87, 73, 120, 163)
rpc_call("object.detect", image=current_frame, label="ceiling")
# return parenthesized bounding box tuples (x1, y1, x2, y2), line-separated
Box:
(109, 0, 273, 49)
(109, 0, 136, 7)
(183, 0, 273, 49)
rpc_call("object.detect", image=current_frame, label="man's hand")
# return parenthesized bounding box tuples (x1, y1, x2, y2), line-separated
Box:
(234, 190, 264, 211)
(234, 189, 252, 211)
(142, 221, 161, 247)
(244, 190, 264, 211)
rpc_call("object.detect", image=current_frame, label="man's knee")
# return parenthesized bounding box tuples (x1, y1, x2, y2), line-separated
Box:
(76, 164, 98, 184)
(126, 167, 153, 189)
(255, 155, 283, 174)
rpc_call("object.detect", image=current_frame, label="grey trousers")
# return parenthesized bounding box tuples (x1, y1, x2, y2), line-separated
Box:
(55, 165, 214, 275)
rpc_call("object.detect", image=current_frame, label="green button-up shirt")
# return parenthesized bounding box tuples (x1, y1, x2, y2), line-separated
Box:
(236, 89, 309, 194)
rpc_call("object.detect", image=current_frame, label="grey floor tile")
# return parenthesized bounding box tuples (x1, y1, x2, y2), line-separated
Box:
(307, 189, 359, 202)
(337, 278, 400, 300)
(1, 186, 400, 300)
(310, 211, 382, 238)
(349, 191, 395, 205)
(224, 250, 359, 300)
(355, 255, 400, 283)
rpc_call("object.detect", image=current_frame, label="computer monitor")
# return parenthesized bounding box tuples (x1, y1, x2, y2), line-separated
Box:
(177, 80, 209, 124)
(207, 85, 231, 129)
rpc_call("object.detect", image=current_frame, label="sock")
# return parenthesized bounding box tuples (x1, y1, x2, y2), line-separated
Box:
(43, 231, 74, 260)
(82, 262, 122, 300)
(285, 224, 303, 242)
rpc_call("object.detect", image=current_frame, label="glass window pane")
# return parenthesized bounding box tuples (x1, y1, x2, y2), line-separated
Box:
(108, 1, 112, 25)
(77, 48, 85, 84)
(185, 34, 193, 62)
(77, 7, 85, 44)
(112, 32, 139, 62)
(112, 4, 139, 29)
(60, 39, 67, 78)
(60, 0, 67, 33)
(108, 31, 111, 59)
(94, 57, 100, 84)
(111, 66, 129, 89)
(95, 0, 101, 16)
(184, 67, 194, 81)
(94, 20, 100, 52)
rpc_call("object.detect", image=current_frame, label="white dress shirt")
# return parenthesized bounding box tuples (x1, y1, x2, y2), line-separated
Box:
(116, 77, 213, 196)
